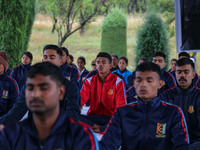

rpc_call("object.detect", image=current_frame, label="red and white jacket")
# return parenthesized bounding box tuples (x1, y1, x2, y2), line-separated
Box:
(80, 72, 127, 117)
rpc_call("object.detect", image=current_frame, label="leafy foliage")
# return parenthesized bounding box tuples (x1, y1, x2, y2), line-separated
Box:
(0, 0, 36, 69)
(101, 8, 127, 57)
(135, 13, 169, 68)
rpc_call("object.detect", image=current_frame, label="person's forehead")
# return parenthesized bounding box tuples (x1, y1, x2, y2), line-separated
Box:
(26, 74, 55, 84)
(136, 71, 159, 78)
(43, 49, 58, 55)
(96, 57, 109, 61)
(153, 56, 164, 60)
(176, 64, 193, 70)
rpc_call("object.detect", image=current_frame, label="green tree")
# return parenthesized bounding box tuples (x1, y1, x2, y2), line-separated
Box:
(135, 13, 169, 68)
(0, 0, 36, 69)
(101, 8, 127, 57)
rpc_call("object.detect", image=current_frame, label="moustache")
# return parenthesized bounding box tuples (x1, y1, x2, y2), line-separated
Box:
(29, 98, 44, 105)
(178, 77, 187, 82)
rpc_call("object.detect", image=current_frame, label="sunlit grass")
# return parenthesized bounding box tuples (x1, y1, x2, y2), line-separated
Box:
(28, 13, 200, 73)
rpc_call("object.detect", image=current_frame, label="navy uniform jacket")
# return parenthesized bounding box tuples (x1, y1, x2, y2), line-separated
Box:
(160, 85, 200, 147)
(0, 73, 19, 116)
(78, 68, 89, 89)
(99, 97, 190, 150)
(60, 63, 79, 86)
(126, 86, 137, 104)
(0, 78, 80, 124)
(10, 64, 31, 91)
(158, 68, 177, 95)
(0, 110, 99, 150)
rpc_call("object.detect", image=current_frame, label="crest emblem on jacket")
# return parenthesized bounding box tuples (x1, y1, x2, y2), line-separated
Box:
(66, 76, 70, 81)
(156, 123, 166, 138)
(108, 89, 114, 95)
(188, 106, 195, 113)
(2, 90, 8, 98)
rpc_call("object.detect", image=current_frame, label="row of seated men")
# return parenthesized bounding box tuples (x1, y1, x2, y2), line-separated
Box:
(0, 45, 199, 149)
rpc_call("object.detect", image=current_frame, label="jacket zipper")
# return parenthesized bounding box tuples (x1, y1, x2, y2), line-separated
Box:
(100, 82, 104, 115)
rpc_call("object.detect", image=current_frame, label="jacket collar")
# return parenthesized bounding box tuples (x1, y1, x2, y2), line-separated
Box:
(22, 110, 68, 138)
(97, 72, 113, 82)
(22, 63, 31, 69)
(176, 84, 195, 94)
(60, 63, 69, 70)
(137, 97, 161, 112)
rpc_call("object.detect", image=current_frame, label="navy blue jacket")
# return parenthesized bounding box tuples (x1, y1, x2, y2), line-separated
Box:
(0, 110, 99, 150)
(60, 63, 79, 86)
(0, 78, 80, 124)
(99, 97, 190, 150)
(126, 86, 137, 104)
(10, 64, 31, 91)
(160, 85, 200, 146)
(78, 68, 89, 89)
(158, 68, 177, 95)
(0, 73, 19, 116)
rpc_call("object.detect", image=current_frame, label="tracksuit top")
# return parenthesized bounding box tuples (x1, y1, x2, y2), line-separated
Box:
(60, 63, 79, 85)
(10, 64, 31, 91)
(160, 85, 200, 145)
(0, 111, 99, 150)
(112, 68, 132, 88)
(80, 72, 127, 117)
(99, 97, 190, 150)
(158, 68, 177, 95)
(0, 73, 19, 116)
(78, 68, 89, 89)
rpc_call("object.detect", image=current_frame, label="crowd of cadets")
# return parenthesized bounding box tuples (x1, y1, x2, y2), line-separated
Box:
(0, 45, 199, 149)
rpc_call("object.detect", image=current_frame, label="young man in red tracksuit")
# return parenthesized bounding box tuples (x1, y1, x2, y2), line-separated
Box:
(80, 52, 127, 133)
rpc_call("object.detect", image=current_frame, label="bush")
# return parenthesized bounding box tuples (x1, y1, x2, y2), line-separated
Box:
(135, 13, 169, 68)
(0, 0, 36, 69)
(101, 8, 127, 57)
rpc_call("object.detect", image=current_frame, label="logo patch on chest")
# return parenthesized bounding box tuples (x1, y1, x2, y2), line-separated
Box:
(156, 123, 166, 138)
(107, 89, 114, 95)
(188, 106, 195, 113)
(66, 76, 70, 81)
(2, 90, 8, 98)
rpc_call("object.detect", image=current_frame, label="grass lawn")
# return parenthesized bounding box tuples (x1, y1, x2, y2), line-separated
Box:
(28, 13, 200, 74)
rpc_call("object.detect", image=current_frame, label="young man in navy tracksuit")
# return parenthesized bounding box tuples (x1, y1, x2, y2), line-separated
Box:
(99, 62, 190, 150)
(0, 62, 98, 150)
(152, 51, 177, 95)
(160, 58, 200, 150)
(0, 51, 19, 117)
(60, 46, 79, 86)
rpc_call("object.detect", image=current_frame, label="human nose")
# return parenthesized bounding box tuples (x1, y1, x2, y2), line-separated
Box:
(32, 87, 41, 98)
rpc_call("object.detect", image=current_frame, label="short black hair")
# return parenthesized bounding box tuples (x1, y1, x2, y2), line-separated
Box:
(135, 62, 161, 79)
(61, 47, 69, 56)
(170, 58, 177, 63)
(153, 51, 166, 60)
(77, 56, 86, 64)
(22, 51, 33, 60)
(119, 56, 128, 64)
(176, 58, 194, 70)
(96, 52, 112, 64)
(43, 44, 62, 58)
(111, 55, 118, 60)
(178, 52, 190, 59)
(69, 54, 74, 62)
(138, 57, 147, 62)
(26, 62, 63, 86)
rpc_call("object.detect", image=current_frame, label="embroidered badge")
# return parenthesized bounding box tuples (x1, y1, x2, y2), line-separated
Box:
(107, 89, 114, 95)
(2, 90, 8, 98)
(66, 76, 70, 81)
(188, 106, 195, 113)
(162, 80, 165, 86)
(156, 123, 166, 138)
(82, 77, 85, 82)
